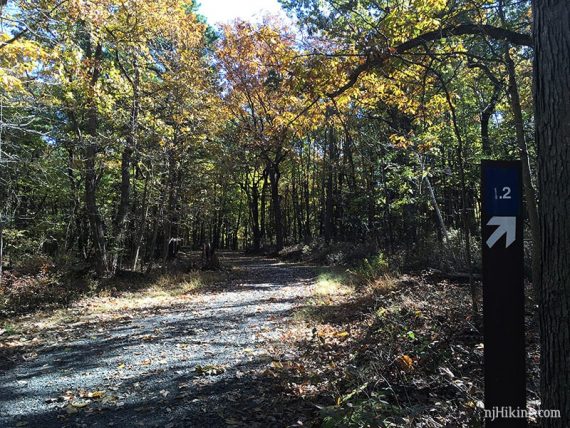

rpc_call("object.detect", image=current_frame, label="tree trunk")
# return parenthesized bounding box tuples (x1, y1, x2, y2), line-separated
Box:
(145, 183, 166, 274)
(417, 153, 448, 241)
(0, 225, 4, 286)
(83, 40, 108, 276)
(504, 47, 541, 293)
(268, 161, 284, 250)
(324, 128, 335, 244)
(292, 173, 303, 244)
(303, 178, 311, 243)
(303, 141, 312, 243)
(469, 61, 502, 157)
(112, 147, 132, 270)
(260, 170, 268, 244)
(367, 165, 376, 239)
(64, 145, 83, 252)
(250, 179, 262, 251)
(85, 142, 108, 276)
(381, 164, 394, 252)
(425, 174, 448, 242)
(480, 86, 501, 157)
(132, 171, 150, 271)
(161, 150, 178, 272)
(113, 62, 139, 272)
(533, 1, 570, 424)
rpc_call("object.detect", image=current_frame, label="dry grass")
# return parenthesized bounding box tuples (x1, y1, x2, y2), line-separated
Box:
(361, 274, 398, 296)
(293, 270, 399, 325)
(89, 271, 215, 313)
(76, 270, 226, 314)
(1, 270, 224, 337)
(313, 272, 355, 297)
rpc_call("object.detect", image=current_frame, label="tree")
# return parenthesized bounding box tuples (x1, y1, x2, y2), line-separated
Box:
(216, 18, 321, 250)
(1, 0, 216, 275)
(534, 0, 570, 424)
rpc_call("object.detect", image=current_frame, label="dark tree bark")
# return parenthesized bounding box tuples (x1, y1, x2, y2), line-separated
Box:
(113, 59, 139, 271)
(260, 170, 268, 244)
(243, 173, 263, 251)
(324, 127, 335, 244)
(161, 149, 179, 272)
(468, 61, 503, 156)
(84, 41, 109, 276)
(367, 165, 376, 239)
(268, 159, 284, 250)
(291, 169, 303, 243)
(0, 224, 4, 286)
(303, 178, 311, 243)
(533, 0, 570, 424)
(132, 170, 150, 271)
(303, 141, 313, 243)
(251, 184, 262, 250)
(63, 144, 84, 253)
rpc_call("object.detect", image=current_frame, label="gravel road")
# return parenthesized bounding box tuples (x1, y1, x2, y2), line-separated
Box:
(0, 254, 319, 428)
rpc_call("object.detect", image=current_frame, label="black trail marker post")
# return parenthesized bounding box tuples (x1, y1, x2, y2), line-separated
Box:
(481, 160, 526, 427)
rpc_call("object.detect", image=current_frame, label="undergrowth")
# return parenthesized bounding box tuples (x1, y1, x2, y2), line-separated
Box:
(0, 253, 225, 319)
(282, 269, 531, 427)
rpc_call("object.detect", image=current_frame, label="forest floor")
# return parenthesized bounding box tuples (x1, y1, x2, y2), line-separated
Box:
(0, 253, 540, 427)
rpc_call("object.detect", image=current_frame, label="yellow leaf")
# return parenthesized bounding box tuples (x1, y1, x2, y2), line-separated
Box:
(88, 391, 105, 399)
(398, 354, 414, 371)
(271, 361, 284, 369)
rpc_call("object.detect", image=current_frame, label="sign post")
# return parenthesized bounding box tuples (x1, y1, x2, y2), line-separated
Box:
(481, 160, 526, 427)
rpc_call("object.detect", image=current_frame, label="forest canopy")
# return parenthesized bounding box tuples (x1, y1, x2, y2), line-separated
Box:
(0, 0, 536, 275)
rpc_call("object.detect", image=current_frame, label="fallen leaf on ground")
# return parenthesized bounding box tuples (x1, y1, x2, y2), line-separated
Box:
(195, 364, 226, 376)
(88, 390, 106, 399)
(397, 354, 414, 371)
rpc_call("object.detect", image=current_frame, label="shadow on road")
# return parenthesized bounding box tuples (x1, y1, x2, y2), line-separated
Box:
(0, 254, 319, 428)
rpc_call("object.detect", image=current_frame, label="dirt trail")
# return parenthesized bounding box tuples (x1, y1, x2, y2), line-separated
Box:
(0, 254, 319, 428)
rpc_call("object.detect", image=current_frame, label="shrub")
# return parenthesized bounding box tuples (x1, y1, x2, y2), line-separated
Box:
(14, 254, 55, 276)
(0, 270, 67, 315)
(355, 252, 390, 284)
(403, 228, 482, 273)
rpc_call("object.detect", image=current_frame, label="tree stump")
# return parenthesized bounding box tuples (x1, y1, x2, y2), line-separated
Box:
(202, 243, 220, 270)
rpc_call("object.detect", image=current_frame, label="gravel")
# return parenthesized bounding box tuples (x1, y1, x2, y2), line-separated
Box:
(0, 254, 318, 428)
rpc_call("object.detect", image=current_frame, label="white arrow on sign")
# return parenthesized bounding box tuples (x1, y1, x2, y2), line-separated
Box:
(486, 216, 516, 248)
